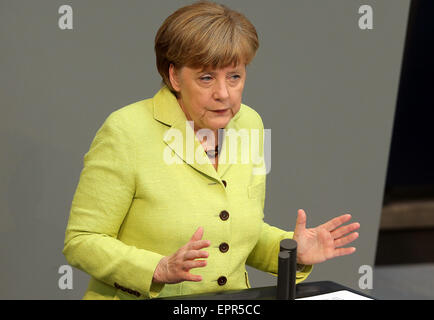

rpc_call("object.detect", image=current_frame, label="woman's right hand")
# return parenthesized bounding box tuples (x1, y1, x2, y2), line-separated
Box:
(152, 227, 210, 284)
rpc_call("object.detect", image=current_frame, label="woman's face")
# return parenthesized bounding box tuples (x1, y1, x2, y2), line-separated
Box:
(169, 63, 246, 133)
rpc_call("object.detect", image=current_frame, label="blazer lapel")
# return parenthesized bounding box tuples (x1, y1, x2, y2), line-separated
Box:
(153, 86, 222, 182)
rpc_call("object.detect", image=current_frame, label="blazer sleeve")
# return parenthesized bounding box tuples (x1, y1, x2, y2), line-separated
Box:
(245, 114, 312, 283)
(246, 223, 313, 283)
(62, 112, 165, 299)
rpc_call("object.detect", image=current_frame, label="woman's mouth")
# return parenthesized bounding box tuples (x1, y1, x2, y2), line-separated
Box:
(211, 109, 229, 114)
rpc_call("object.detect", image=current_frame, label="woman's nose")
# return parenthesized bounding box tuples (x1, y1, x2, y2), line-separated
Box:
(212, 79, 229, 101)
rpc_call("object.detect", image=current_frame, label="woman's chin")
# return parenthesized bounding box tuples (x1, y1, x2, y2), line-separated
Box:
(205, 119, 232, 131)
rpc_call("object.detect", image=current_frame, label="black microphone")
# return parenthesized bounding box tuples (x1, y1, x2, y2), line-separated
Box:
(276, 239, 297, 300)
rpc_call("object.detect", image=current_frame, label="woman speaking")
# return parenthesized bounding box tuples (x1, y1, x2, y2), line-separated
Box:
(63, 1, 360, 300)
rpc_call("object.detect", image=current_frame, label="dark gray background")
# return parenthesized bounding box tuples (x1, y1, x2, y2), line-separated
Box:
(0, 0, 410, 299)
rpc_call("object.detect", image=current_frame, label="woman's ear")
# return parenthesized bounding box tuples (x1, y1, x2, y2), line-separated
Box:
(169, 64, 181, 92)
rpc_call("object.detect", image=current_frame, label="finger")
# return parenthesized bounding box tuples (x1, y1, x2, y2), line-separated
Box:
(184, 273, 203, 282)
(184, 249, 209, 261)
(188, 239, 211, 251)
(322, 214, 352, 232)
(334, 232, 359, 248)
(190, 227, 204, 242)
(294, 209, 307, 234)
(333, 247, 356, 258)
(331, 222, 360, 239)
(182, 259, 207, 272)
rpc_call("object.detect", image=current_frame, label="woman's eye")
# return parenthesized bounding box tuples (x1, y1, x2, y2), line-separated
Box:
(230, 74, 241, 80)
(200, 76, 213, 82)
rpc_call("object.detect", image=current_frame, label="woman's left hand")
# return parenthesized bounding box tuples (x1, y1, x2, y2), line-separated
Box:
(292, 209, 360, 265)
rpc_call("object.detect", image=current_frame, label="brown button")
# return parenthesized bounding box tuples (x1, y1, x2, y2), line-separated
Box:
(219, 210, 229, 221)
(219, 242, 229, 253)
(217, 276, 227, 286)
(222, 180, 227, 187)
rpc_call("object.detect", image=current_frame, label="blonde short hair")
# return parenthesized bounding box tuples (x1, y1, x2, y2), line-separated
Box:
(155, 1, 259, 93)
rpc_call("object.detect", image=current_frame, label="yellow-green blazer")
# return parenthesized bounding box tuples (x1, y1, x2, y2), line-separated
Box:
(63, 86, 312, 300)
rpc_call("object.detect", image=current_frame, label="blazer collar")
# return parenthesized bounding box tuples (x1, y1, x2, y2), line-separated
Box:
(152, 86, 241, 182)
(153, 86, 187, 127)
